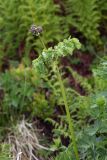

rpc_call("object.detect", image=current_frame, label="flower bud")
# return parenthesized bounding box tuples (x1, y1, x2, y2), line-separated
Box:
(30, 24, 43, 36)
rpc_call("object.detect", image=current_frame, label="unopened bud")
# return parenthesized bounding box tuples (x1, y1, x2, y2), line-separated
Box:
(29, 24, 43, 36)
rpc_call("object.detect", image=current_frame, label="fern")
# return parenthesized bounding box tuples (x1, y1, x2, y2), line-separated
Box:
(97, 0, 107, 13)
(63, 0, 101, 43)
(47, 118, 69, 139)
(0, 0, 61, 64)
(67, 67, 92, 94)
(54, 145, 75, 160)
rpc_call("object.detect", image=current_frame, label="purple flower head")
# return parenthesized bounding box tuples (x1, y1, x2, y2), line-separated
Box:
(29, 24, 43, 36)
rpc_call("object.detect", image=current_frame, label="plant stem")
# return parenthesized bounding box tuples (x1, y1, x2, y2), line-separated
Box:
(56, 64, 79, 160)
(38, 35, 47, 49)
(38, 35, 79, 159)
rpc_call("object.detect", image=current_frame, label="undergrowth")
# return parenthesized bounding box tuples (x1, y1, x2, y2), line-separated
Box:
(0, 1, 107, 159)
(0, 0, 61, 66)
(0, 0, 107, 68)
(1, 28, 107, 159)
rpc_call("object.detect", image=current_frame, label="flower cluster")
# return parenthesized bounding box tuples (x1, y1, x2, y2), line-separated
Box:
(30, 24, 43, 36)
(32, 37, 81, 74)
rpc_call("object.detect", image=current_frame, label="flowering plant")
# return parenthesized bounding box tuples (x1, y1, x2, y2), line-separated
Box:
(31, 25, 81, 160)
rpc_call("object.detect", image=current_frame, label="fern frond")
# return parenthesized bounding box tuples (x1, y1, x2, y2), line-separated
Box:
(54, 145, 73, 160)
(0, 0, 61, 62)
(46, 118, 69, 138)
(63, 0, 101, 43)
(67, 67, 92, 94)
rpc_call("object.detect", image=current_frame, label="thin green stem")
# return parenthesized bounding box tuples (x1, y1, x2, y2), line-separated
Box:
(38, 35, 47, 49)
(56, 64, 79, 160)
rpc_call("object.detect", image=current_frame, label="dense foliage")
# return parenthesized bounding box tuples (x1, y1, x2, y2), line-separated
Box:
(0, 0, 107, 159)
(0, 0, 107, 65)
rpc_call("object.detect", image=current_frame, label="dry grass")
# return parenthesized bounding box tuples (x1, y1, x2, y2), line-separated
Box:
(7, 119, 54, 160)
